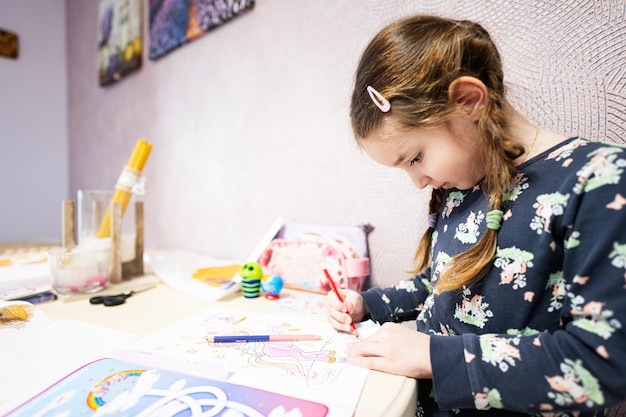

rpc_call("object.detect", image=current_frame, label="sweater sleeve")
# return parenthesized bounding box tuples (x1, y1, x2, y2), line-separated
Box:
(361, 267, 432, 325)
(432, 146, 626, 413)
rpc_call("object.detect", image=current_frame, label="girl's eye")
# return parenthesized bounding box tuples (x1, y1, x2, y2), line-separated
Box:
(409, 154, 422, 166)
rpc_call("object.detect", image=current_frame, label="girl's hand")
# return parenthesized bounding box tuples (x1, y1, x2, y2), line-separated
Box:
(325, 289, 367, 333)
(346, 322, 432, 379)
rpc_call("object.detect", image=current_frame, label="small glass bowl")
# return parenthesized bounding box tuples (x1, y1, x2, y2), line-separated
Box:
(48, 247, 110, 294)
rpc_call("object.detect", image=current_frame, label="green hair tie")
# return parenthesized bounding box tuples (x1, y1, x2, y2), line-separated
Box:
(486, 210, 504, 231)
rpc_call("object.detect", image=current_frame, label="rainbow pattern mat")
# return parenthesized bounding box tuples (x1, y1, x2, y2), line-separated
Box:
(5, 357, 328, 417)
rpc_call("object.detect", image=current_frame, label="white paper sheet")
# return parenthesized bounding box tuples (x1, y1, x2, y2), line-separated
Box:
(0, 318, 137, 415)
(117, 307, 377, 417)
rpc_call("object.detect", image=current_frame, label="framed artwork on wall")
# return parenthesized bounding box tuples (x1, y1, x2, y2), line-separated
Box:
(149, 0, 255, 60)
(98, 0, 143, 86)
(0, 29, 18, 59)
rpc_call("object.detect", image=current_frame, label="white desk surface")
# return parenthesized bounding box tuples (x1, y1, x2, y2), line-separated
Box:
(1, 277, 416, 417)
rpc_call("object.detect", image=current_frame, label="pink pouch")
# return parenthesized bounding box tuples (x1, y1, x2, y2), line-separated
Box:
(256, 222, 372, 293)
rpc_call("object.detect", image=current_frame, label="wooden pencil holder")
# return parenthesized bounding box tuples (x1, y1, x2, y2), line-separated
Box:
(108, 200, 144, 282)
(61, 199, 144, 284)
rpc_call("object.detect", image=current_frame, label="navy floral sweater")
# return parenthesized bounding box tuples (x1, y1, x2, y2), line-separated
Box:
(361, 138, 626, 416)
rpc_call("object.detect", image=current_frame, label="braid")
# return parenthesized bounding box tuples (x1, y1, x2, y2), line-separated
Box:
(434, 91, 524, 293)
(412, 188, 446, 274)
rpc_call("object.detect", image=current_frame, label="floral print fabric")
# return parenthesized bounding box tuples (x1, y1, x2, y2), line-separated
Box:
(361, 138, 626, 416)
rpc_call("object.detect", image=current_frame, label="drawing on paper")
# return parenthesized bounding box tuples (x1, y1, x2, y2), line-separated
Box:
(267, 292, 327, 319)
(132, 309, 354, 385)
(118, 308, 370, 414)
(207, 325, 349, 390)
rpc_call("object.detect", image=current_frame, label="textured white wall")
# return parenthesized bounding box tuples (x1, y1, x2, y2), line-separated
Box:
(0, 0, 68, 243)
(66, 0, 626, 289)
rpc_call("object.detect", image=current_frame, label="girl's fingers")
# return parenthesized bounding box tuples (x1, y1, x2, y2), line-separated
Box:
(346, 354, 382, 371)
(345, 324, 433, 379)
(325, 297, 353, 332)
(346, 337, 381, 357)
(326, 290, 348, 312)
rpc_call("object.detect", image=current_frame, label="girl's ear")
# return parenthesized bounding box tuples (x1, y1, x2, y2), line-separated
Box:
(448, 76, 487, 121)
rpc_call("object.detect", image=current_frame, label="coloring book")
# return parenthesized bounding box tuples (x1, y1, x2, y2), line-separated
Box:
(4, 357, 328, 417)
(2, 303, 374, 417)
(109, 307, 373, 417)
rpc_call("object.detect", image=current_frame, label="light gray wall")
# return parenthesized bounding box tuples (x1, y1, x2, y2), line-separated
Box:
(66, 0, 437, 288)
(66, 0, 626, 288)
(0, 0, 68, 243)
(4, 1, 625, 289)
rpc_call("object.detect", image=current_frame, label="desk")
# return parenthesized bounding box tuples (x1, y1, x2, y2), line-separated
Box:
(1, 278, 416, 417)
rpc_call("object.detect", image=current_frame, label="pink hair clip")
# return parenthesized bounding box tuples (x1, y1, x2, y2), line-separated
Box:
(366, 85, 391, 112)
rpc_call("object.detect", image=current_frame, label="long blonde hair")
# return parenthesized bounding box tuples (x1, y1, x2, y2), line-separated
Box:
(350, 15, 525, 292)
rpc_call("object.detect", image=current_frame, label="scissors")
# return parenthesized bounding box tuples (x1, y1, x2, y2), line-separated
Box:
(89, 286, 154, 307)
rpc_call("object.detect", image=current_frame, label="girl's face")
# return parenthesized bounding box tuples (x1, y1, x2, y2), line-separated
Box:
(360, 117, 485, 191)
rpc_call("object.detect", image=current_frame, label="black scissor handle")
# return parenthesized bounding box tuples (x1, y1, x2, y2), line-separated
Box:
(89, 291, 134, 306)
(102, 293, 132, 306)
(89, 295, 106, 305)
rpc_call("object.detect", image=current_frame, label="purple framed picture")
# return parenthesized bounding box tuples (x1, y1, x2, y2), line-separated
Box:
(149, 0, 255, 60)
(98, 0, 143, 86)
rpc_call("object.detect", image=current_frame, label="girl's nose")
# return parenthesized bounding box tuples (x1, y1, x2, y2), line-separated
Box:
(409, 173, 431, 189)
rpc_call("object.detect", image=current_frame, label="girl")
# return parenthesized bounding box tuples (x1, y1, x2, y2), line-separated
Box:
(325, 14, 626, 416)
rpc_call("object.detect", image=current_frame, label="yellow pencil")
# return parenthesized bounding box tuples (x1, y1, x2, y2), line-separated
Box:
(96, 138, 153, 238)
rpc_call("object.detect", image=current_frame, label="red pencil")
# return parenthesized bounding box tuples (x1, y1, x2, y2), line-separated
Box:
(323, 269, 359, 338)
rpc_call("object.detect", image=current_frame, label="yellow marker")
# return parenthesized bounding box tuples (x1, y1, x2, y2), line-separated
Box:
(97, 138, 153, 238)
